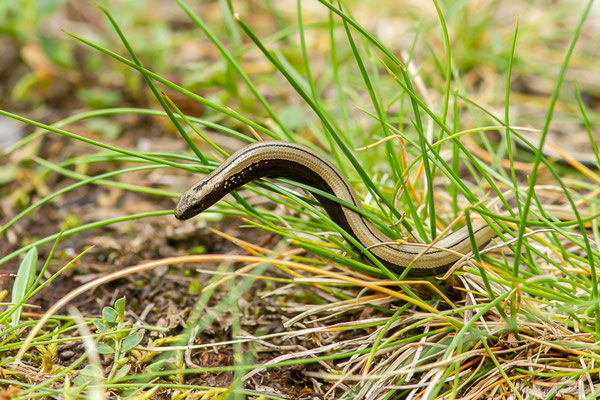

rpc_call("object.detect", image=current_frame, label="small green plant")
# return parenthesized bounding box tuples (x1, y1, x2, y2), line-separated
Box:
(85, 297, 145, 384)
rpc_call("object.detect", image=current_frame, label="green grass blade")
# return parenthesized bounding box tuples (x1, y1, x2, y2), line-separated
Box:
(0, 110, 196, 172)
(96, 5, 207, 164)
(511, 0, 594, 276)
(62, 30, 277, 139)
(175, 0, 293, 141)
(234, 14, 405, 227)
(0, 211, 173, 267)
(10, 247, 37, 327)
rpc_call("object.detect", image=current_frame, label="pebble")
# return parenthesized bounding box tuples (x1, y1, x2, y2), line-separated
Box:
(0, 116, 23, 151)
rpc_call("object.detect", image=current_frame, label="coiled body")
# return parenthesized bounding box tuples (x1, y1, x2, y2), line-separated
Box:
(174, 141, 495, 276)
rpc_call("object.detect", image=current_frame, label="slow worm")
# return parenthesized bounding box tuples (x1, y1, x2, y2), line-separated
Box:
(174, 141, 496, 276)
